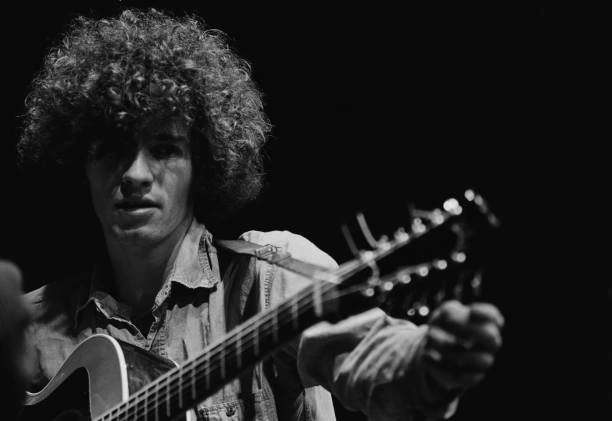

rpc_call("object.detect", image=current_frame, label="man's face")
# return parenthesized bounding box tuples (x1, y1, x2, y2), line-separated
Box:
(86, 117, 193, 248)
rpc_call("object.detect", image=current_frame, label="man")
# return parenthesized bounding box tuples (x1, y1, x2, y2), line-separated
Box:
(9, 8, 503, 420)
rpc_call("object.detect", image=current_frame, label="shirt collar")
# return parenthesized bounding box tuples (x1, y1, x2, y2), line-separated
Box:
(166, 219, 220, 290)
(74, 219, 220, 321)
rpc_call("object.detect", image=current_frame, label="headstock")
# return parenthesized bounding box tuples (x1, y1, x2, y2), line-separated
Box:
(333, 189, 500, 324)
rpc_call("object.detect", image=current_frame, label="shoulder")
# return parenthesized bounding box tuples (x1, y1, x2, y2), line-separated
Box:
(238, 230, 338, 270)
(234, 230, 338, 307)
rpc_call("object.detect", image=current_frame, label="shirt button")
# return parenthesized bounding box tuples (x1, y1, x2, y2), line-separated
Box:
(226, 406, 236, 417)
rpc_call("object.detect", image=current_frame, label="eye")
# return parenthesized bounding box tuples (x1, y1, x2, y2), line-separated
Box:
(88, 140, 124, 161)
(150, 142, 182, 159)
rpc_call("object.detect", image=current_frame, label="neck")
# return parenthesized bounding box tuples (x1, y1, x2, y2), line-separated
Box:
(104, 217, 193, 315)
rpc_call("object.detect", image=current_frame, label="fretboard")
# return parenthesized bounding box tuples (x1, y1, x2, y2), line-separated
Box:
(96, 279, 341, 421)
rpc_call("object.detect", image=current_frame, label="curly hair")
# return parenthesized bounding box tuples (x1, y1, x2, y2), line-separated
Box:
(17, 8, 271, 226)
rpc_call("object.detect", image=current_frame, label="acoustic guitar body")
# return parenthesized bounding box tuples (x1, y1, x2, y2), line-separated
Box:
(21, 334, 191, 421)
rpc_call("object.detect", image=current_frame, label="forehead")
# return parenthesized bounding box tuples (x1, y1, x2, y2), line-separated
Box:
(133, 116, 191, 141)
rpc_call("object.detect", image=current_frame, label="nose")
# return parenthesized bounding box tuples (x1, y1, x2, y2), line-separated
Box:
(120, 149, 153, 196)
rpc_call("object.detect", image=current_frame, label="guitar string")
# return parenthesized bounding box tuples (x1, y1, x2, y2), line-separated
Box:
(109, 272, 440, 421)
(97, 211, 475, 419)
(101, 253, 377, 421)
(99, 236, 457, 420)
(97, 278, 341, 421)
(103, 282, 339, 421)
(104, 261, 450, 421)
(129, 285, 387, 421)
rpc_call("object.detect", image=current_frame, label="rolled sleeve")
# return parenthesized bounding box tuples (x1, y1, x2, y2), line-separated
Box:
(298, 309, 458, 420)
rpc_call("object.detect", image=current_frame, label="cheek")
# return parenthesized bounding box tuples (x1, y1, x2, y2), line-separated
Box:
(168, 163, 193, 202)
(86, 165, 114, 213)
(87, 179, 106, 218)
(175, 174, 192, 205)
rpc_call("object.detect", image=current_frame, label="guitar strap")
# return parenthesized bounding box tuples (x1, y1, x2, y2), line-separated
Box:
(213, 239, 334, 282)
(213, 238, 333, 417)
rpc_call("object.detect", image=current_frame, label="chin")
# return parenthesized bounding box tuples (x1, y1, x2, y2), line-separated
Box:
(111, 224, 165, 247)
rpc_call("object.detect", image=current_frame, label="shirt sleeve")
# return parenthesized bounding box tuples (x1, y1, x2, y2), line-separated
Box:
(298, 309, 458, 420)
(240, 230, 458, 420)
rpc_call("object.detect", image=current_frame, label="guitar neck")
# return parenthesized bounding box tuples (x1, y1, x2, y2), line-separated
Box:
(97, 279, 349, 421)
(96, 190, 495, 421)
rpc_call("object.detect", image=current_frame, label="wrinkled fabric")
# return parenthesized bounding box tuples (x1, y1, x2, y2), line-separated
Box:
(24, 220, 456, 420)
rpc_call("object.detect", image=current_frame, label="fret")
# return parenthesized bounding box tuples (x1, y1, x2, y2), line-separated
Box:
(220, 343, 226, 379)
(178, 365, 183, 409)
(126, 395, 134, 421)
(253, 323, 259, 356)
(205, 351, 211, 390)
(236, 330, 242, 369)
(135, 391, 142, 420)
(272, 309, 278, 342)
(154, 380, 160, 421)
(291, 296, 299, 330)
(115, 403, 123, 421)
(191, 361, 197, 400)
(165, 376, 171, 417)
(144, 389, 148, 421)
(313, 281, 323, 317)
(117, 399, 124, 421)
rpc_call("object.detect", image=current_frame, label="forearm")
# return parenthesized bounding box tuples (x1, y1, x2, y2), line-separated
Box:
(298, 308, 458, 420)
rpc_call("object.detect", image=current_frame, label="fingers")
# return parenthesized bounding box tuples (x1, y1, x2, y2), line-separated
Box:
(424, 330, 496, 371)
(426, 324, 466, 353)
(425, 358, 486, 390)
(423, 300, 504, 391)
(423, 326, 498, 390)
(429, 300, 504, 352)
(469, 302, 505, 327)
(432, 300, 504, 328)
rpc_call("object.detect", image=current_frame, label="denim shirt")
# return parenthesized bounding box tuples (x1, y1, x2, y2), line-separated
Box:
(24, 220, 456, 420)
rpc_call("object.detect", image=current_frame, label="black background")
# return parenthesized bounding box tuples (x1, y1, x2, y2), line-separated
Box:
(0, 3, 593, 420)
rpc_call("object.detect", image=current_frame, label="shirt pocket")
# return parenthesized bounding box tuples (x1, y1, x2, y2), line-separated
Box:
(195, 389, 277, 421)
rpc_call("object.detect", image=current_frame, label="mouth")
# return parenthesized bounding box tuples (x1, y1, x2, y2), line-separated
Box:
(114, 199, 159, 211)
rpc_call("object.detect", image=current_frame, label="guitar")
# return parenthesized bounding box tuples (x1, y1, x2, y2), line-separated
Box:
(21, 189, 499, 421)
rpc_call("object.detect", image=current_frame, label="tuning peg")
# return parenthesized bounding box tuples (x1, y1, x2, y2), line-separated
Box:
(470, 272, 483, 296)
(433, 259, 448, 270)
(464, 189, 501, 228)
(397, 270, 412, 284)
(417, 305, 430, 317)
(443, 197, 463, 216)
(377, 235, 392, 251)
(382, 280, 395, 292)
(393, 227, 410, 243)
(430, 209, 446, 225)
(467, 190, 488, 214)
(341, 224, 359, 257)
(407, 304, 430, 318)
(411, 217, 427, 235)
(356, 212, 378, 249)
(464, 189, 476, 202)
(416, 265, 430, 277)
